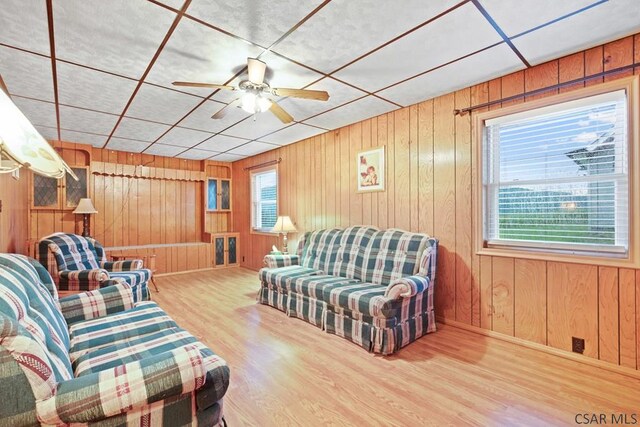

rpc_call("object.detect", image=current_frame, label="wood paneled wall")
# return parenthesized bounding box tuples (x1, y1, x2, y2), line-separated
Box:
(28, 141, 231, 274)
(0, 170, 28, 254)
(232, 34, 640, 370)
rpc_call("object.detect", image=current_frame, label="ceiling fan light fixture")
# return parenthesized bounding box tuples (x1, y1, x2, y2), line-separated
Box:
(257, 96, 272, 113)
(241, 91, 272, 114)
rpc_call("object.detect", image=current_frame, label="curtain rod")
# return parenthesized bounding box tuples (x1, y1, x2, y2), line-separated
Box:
(454, 62, 638, 116)
(243, 157, 281, 171)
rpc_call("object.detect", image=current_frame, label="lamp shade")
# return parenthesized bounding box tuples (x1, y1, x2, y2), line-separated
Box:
(272, 216, 297, 233)
(73, 198, 97, 214)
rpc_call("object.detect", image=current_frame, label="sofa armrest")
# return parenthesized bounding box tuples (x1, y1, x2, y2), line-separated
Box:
(101, 259, 144, 272)
(385, 275, 430, 299)
(36, 344, 206, 424)
(59, 281, 134, 325)
(58, 268, 109, 290)
(263, 254, 300, 269)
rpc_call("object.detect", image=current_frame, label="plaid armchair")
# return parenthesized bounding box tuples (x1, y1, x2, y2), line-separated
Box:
(38, 232, 151, 301)
(0, 253, 229, 426)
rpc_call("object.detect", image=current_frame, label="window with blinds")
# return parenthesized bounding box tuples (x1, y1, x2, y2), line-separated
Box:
(482, 89, 629, 255)
(251, 168, 278, 232)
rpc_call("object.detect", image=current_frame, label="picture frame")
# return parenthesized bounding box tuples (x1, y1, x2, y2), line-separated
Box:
(356, 145, 385, 193)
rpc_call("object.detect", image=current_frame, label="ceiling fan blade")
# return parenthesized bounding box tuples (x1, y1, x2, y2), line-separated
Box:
(247, 58, 267, 85)
(271, 87, 329, 101)
(211, 98, 241, 119)
(0, 74, 9, 97)
(172, 81, 235, 90)
(269, 102, 294, 124)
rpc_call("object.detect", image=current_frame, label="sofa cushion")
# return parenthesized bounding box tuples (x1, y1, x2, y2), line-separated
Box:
(259, 265, 321, 290)
(330, 226, 377, 280)
(288, 275, 360, 299)
(40, 233, 102, 271)
(321, 282, 394, 318)
(300, 228, 342, 272)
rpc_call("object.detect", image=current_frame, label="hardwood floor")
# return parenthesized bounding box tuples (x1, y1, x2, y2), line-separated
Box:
(153, 268, 640, 426)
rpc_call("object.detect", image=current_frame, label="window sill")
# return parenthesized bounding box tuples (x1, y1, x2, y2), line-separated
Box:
(250, 229, 279, 236)
(476, 246, 639, 269)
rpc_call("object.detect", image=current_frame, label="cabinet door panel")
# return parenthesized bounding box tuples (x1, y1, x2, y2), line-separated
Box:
(207, 179, 218, 211)
(214, 237, 225, 266)
(65, 167, 88, 208)
(227, 236, 237, 265)
(220, 179, 231, 210)
(33, 175, 60, 208)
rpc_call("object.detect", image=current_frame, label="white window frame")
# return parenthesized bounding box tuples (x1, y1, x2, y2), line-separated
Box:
(474, 76, 640, 268)
(250, 166, 278, 234)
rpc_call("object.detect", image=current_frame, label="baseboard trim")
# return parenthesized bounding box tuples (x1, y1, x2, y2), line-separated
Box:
(437, 317, 640, 380)
(155, 268, 215, 278)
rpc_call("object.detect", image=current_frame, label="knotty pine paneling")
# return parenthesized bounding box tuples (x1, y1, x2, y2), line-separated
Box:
(232, 33, 640, 370)
(0, 170, 29, 254)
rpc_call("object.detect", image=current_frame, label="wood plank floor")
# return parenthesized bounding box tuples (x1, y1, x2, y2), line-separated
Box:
(153, 268, 640, 426)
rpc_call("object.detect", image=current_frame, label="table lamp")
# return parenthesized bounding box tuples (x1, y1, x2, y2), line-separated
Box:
(272, 216, 297, 253)
(73, 198, 97, 237)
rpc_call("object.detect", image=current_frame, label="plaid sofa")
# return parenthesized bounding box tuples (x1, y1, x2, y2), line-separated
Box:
(38, 233, 151, 302)
(258, 226, 438, 355)
(0, 253, 229, 426)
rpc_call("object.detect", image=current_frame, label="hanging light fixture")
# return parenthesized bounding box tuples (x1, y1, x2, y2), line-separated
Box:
(0, 81, 77, 180)
(241, 90, 272, 115)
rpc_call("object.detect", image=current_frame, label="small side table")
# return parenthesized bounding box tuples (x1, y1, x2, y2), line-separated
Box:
(110, 253, 159, 292)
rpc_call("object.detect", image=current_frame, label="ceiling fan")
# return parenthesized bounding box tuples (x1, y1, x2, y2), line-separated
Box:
(172, 57, 330, 124)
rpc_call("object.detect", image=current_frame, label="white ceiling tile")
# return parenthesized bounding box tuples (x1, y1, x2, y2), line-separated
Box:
(126, 84, 205, 124)
(223, 112, 288, 140)
(228, 141, 277, 156)
(277, 77, 366, 122)
(60, 129, 107, 147)
(145, 17, 262, 97)
(179, 148, 220, 160)
(377, 44, 525, 106)
(12, 97, 57, 129)
(35, 126, 59, 141)
(197, 134, 249, 152)
(144, 143, 185, 157)
(156, 126, 212, 148)
(333, 3, 503, 92)
(187, 1, 323, 47)
(59, 105, 119, 135)
(259, 123, 325, 145)
(54, 0, 176, 78)
(0, 0, 50, 55)
(113, 117, 171, 142)
(478, 0, 598, 37)
(179, 100, 250, 133)
(158, 0, 185, 9)
(273, 0, 461, 73)
(57, 62, 137, 114)
(0, 46, 54, 101)
(304, 96, 397, 130)
(106, 137, 151, 153)
(210, 152, 244, 162)
(512, 0, 640, 65)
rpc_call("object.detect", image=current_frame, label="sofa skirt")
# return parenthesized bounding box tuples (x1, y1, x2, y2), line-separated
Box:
(257, 287, 435, 355)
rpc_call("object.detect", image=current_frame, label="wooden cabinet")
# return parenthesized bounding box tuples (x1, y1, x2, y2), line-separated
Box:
(206, 177, 232, 212)
(211, 232, 239, 268)
(31, 166, 89, 210)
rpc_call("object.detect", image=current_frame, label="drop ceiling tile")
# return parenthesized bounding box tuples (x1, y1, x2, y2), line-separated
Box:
(512, 0, 640, 65)
(478, 0, 599, 37)
(304, 95, 397, 130)
(273, 0, 461, 73)
(35, 126, 59, 141)
(106, 137, 151, 153)
(179, 148, 220, 160)
(59, 105, 119, 135)
(187, 1, 324, 47)
(156, 126, 212, 148)
(377, 44, 524, 107)
(0, 47, 54, 101)
(223, 113, 287, 140)
(113, 117, 171, 142)
(0, 0, 49, 55)
(145, 17, 262, 97)
(228, 141, 277, 156)
(277, 77, 366, 122)
(144, 143, 185, 157)
(60, 129, 107, 147)
(179, 100, 250, 133)
(126, 84, 205, 124)
(259, 123, 325, 145)
(158, 0, 185, 9)
(210, 152, 244, 162)
(13, 97, 57, 129)
(57, 62, 137, 114)
(197, 134, 249, 152)
(54, 0, 176, 78)
(333, 3, 503, 92)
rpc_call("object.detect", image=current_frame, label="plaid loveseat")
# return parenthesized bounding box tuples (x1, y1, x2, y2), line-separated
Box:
(258, 226, 438, 355)
(38, 233, 151, 302)
(0, 253, 229, 426)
